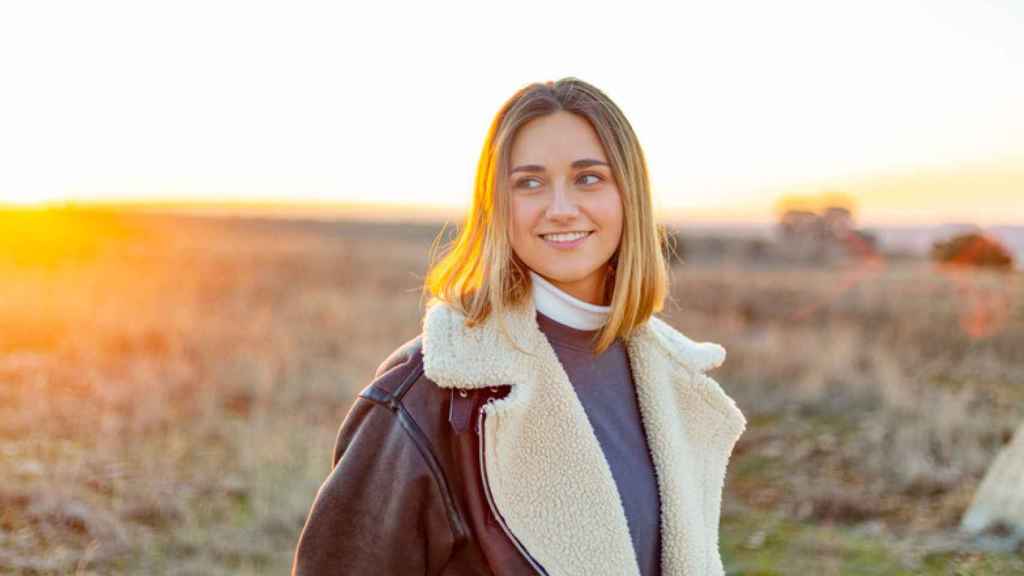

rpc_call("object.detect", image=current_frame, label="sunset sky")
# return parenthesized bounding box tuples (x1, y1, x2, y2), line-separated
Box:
(1, 1, 1022, 226)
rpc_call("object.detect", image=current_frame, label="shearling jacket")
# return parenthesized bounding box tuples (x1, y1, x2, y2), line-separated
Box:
(291, 296, 747, 576)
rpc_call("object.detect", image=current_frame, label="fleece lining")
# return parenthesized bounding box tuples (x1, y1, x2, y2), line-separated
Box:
(421, 296, 747, 576)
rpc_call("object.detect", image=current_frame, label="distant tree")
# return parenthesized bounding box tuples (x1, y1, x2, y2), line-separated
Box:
(777, 209, 823, 240)
(930, 232, 1014, 270)
(776, 209, 826, 263)
(821, 206, 854, 238)
(773, 190, 857, 223)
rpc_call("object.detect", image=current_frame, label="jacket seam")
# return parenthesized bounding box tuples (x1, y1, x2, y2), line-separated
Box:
(396, 401, 470, 546)
(360, 364, 470, 548)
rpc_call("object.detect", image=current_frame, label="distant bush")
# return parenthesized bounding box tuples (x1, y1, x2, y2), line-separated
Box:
(930, 232, 1014, 270)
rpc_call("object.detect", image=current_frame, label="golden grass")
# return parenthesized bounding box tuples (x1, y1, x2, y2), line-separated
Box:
(0, 208, 1021, 573)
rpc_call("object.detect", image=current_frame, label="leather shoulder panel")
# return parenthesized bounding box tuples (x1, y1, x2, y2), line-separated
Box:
(375, 334, 424, 380)
(360, 335, 425, 406)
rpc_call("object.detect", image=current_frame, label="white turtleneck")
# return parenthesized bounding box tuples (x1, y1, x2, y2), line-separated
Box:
(529, 269, 610, 330)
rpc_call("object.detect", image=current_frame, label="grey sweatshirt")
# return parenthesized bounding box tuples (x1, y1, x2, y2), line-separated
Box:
(535, 310, 662, 576)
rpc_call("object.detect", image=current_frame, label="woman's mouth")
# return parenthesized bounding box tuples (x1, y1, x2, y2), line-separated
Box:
(539, 231, 593, 249)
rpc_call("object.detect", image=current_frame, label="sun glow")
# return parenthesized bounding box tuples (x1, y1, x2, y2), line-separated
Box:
(0, 192, 62, 207)
(1, 2, 1022, 225)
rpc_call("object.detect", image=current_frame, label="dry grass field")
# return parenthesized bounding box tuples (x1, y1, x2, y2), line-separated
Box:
(2, 208, 1022, 574)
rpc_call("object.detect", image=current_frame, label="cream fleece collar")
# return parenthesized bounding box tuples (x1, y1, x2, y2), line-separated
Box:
(421, 296, 746, 576)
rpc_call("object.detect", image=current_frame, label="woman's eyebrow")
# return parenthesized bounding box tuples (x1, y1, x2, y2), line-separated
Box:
(509, 158, 609, 175)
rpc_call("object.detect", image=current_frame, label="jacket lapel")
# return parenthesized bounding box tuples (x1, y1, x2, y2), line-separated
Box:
(422, 297, 746, 576)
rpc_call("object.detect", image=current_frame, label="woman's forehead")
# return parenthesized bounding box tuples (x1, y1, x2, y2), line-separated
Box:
(509, 112, 607, 166)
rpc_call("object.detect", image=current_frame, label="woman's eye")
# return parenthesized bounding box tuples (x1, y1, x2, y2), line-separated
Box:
(515, 174, 601, 189)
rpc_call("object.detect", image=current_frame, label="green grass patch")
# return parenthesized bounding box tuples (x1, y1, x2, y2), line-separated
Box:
(722, 507, 1024, 575)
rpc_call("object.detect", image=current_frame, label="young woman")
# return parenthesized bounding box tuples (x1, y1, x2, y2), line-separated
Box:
(292, 77, 747, 576)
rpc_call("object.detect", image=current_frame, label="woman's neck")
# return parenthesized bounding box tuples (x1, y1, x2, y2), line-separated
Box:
(529, 269, 610, 330)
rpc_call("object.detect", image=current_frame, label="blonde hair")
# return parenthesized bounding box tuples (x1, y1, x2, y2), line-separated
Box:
(423, 77, 670, 356)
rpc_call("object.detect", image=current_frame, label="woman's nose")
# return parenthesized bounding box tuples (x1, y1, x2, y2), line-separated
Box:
(545, 185, 579, 221)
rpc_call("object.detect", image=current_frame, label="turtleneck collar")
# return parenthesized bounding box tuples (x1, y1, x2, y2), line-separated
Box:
(529, 269, 610, 331)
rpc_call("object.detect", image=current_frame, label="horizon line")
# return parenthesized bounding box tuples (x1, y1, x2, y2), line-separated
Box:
(3, 197, 1022, 230)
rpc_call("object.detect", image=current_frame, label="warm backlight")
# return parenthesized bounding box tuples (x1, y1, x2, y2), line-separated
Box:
(0, 193, 62, 207)
(0, 206, 140, 269)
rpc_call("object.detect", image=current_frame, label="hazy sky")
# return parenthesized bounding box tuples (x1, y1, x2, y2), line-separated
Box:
(2, 0, 1022, 224)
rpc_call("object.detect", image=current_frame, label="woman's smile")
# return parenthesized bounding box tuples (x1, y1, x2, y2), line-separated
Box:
(539, 230, 593, 249)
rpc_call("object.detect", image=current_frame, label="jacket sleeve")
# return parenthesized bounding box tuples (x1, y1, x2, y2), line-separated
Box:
(291, 393, 457, 575)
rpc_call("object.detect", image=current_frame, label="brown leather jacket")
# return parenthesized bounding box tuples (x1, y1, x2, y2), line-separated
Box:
(292, 298, 747, 575)
(291, 335, 543, 575)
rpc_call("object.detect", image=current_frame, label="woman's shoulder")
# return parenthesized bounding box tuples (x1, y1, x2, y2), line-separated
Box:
(372, 332, 423, 381)
(361, 326, 453, 411)
(357, 332, 459, 452)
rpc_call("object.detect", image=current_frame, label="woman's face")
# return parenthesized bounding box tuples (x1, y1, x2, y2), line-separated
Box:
(506, 111, 623, 306)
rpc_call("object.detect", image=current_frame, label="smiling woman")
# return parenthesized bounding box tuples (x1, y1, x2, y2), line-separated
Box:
(292, 77, 746, 576)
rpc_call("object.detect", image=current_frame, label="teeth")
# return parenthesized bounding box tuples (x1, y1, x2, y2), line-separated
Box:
(542, 231, 590, 242)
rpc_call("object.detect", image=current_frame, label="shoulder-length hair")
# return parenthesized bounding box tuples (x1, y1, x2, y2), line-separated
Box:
(423, 77, 671, 356)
